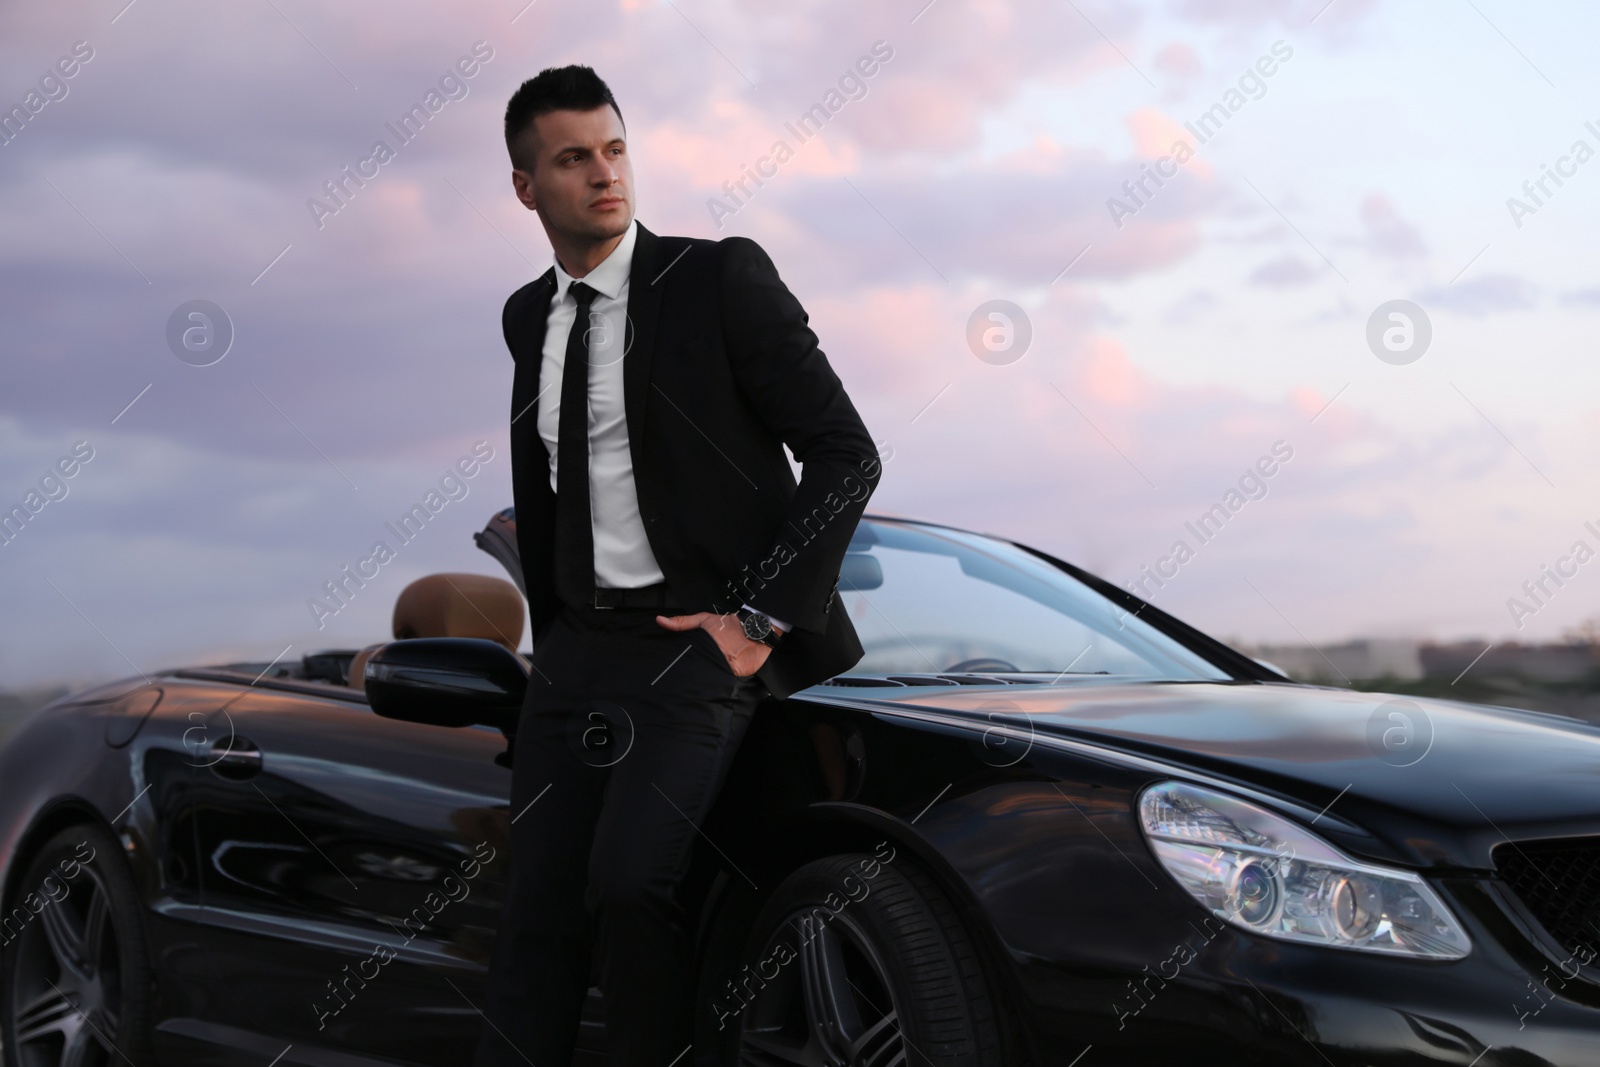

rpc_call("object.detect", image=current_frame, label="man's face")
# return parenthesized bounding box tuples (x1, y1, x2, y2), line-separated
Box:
(511, 105, 633, 247)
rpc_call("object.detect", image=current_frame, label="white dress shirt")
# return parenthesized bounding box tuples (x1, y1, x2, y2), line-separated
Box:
(538, 219, 664, 590)
(538, 220, 788, 633)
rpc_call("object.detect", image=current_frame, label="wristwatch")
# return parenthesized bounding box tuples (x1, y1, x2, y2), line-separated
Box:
(736, 606, 784, 649)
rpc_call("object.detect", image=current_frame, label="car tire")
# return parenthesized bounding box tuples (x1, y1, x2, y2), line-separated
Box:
(1, 822, 155, 1067)
(710, 852, 1002, 1067)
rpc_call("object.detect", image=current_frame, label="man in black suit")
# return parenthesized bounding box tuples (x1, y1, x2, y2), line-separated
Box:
(472, 66, 880, 1065)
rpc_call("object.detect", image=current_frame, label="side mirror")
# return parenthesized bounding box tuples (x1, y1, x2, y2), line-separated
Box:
(364, 638, 528, 732)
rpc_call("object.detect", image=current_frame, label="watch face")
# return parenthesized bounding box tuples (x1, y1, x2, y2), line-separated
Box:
(741, 611, 771, 641)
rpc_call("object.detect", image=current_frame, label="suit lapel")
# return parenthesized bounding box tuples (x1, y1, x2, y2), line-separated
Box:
(510, 269, 557, 469)
(623, 222, 665, 459)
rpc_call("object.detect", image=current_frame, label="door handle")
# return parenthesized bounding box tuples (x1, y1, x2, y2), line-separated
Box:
(210, 736, 262, 780)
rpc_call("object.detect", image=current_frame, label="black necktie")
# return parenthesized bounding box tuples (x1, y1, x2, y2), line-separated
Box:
(554, 281, 600, 608)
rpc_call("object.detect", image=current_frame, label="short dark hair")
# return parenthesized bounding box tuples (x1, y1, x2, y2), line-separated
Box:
(504, 65, 624, 171)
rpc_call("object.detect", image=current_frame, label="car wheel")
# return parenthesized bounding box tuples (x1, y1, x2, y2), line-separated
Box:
(721, 852, 1002, 1067)
(1, 823, 154, 1067)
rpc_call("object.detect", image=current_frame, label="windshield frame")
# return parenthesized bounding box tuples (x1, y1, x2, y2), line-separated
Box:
(847, 514, 1279, 684)
(480, 505, 1281, 684)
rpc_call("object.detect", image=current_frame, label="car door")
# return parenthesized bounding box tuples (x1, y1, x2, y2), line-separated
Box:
(187, 683, 511, 1064)
(91, 682, 217, 1027)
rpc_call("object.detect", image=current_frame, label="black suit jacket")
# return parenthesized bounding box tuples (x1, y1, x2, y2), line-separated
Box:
(502, 221, 881, 699)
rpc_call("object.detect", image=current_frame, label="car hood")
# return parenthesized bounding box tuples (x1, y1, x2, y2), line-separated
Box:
(804, 679, 1600, 869)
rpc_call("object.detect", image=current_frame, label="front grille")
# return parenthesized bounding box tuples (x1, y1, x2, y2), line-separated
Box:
(1495, 838, 1600, 964)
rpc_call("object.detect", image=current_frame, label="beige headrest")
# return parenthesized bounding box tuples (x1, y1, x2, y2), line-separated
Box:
(392, 572, 525, 650)
(347, 572, 525, 691)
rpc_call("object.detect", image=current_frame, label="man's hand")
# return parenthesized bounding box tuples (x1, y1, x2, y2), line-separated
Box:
(656, 611, 772, 677)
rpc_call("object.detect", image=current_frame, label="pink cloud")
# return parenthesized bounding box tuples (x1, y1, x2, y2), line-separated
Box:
(1080, 338, 1148, 408)
(1153, 42, 1204, 80)
(1126, 107, 1216, 179)
(1358, 193, 1426, 259)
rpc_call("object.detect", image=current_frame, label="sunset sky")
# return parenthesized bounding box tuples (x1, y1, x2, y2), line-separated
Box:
(4, 0, 1598, 687)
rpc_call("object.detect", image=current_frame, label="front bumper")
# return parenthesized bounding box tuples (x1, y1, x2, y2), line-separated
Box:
(1010, 877, 1600, 1066)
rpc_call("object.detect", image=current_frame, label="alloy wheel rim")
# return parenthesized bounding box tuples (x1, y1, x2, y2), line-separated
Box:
(738, 905, 905, 1067)
(8, 866, 124, 1067)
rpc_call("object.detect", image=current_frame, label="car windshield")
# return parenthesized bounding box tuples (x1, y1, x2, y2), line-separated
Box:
(837, 519, 1230, 681)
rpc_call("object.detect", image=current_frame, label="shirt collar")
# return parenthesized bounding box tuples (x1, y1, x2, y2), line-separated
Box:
(552, 218, 637, 303)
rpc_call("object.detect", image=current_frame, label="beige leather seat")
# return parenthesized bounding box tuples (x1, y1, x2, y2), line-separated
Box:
(347, 573, 525, 691)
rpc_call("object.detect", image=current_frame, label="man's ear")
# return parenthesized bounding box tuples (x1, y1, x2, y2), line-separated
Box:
(511, 169, 538, 212)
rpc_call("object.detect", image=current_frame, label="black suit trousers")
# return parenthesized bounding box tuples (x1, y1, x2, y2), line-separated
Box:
(472, 602, 765, 1066)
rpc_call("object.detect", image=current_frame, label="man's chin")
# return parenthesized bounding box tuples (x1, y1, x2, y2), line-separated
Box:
(542, 209, 633, 249)
(590, 210, 632, 239)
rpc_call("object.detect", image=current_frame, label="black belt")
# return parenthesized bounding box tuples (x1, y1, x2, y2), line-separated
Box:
(588, 582, 691, 613)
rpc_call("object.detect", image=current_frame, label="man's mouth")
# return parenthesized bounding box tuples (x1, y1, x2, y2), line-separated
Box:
(591, 197, 624, 209)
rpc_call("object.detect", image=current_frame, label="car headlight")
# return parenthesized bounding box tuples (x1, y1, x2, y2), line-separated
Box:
(1138, 781, 1471, 960)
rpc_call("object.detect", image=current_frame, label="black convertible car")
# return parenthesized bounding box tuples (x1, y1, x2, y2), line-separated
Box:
(3, 509, 1599, 1066)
